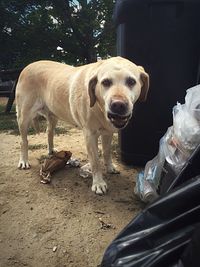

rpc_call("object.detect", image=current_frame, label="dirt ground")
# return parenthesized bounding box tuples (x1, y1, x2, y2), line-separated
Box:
(0, 118, 143, 267)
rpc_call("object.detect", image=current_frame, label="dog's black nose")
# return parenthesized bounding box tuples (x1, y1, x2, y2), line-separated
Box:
(110, 100, 128, 115)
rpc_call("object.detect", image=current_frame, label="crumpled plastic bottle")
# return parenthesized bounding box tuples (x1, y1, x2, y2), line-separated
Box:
(134, 171, 158, 203)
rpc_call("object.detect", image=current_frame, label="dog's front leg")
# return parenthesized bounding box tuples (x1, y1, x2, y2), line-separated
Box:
(83, 130, 107, 195)
(101, 134, 120, 174)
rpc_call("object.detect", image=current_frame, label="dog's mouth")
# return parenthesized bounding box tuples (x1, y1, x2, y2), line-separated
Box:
(107, 112, 131, 129)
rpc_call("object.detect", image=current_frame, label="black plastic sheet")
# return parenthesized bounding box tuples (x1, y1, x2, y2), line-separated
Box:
(101, 176, 200, 267)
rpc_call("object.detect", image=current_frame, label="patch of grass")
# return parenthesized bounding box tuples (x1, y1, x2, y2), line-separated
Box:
(0, 104, 19, 133)
(0, 102, 16, 113)
(55, 126, 68, 135)
(0, 104, 69, 135)
(29, 144, 47, 150)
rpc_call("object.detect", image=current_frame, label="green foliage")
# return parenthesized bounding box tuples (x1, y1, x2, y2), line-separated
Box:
(0, 0, 116, 69)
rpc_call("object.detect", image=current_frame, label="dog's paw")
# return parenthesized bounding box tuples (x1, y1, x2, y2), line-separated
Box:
(18, 160, 31, 169)
(106, 164, 120, 174)
(92, 180, 107, 195)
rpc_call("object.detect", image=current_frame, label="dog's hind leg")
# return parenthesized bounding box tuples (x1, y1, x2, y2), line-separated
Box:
(17, 92, 43, 169)
(46, 114, 58, 155)
(17, 111, 32, 169)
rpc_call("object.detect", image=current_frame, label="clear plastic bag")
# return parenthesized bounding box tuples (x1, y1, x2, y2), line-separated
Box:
(135, 85, 200, 203)
(167, 85, 200, 171)
(185, 85, 200, 122)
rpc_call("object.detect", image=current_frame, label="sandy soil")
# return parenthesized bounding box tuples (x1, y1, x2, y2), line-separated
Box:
(0, 125, 143, 267)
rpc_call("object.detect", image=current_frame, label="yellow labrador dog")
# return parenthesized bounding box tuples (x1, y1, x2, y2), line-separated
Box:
(16, 57, 149, 195)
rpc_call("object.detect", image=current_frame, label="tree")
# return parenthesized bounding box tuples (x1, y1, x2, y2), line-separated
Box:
(0, 0, 116, 69)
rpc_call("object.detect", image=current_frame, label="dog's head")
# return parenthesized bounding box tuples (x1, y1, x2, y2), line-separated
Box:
(88, 57, 149, 129)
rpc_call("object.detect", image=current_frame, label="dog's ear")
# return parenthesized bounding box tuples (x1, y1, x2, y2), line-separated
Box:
(138, 66, 149, 102)
(88, 76, 98, 107)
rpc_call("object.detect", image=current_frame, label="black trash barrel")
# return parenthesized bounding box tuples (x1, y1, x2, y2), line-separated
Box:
(113, 0, 200, 166)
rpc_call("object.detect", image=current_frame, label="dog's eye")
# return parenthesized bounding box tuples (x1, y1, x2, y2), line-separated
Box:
(102, 79, 112, 87)
(126, 77, 136, 87)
